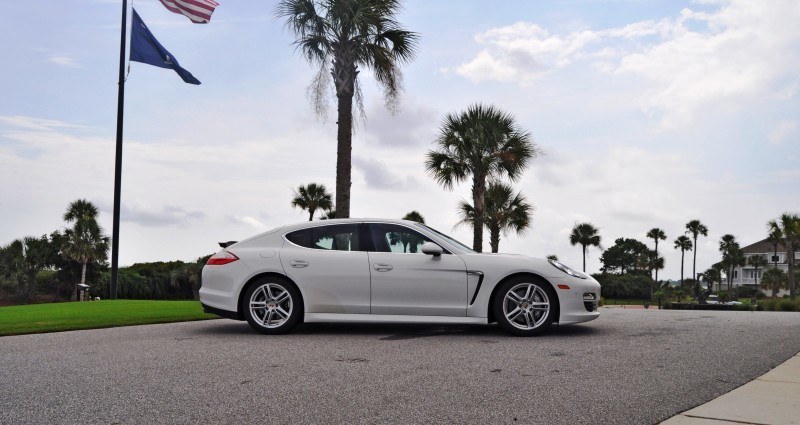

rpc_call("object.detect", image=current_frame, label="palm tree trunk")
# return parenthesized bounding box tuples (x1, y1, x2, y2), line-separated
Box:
(471, 176, 486, 253)
(654, 241, 659, 283)
(490, 225, 500, 253)
(582, 244, 587, 272)
(680, 251, 684, 286)
(76, 260, 88, 302)
(334, 91, 353, 219)
(308, 209, 315, 221)
(692, 236, 698, 295)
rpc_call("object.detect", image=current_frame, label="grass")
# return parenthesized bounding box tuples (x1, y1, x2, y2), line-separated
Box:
(0, 300, 217, 337)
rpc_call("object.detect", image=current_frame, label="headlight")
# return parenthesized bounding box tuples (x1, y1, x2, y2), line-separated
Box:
(548, 259, 588, 279)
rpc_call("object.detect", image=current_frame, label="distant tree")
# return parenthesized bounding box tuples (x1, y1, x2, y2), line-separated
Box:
(674, 235, 693, 286)
(426, 104, 538, 252)
(748, 255, 768, 297)
(319, 208, 337, 220)
(402, 211, 425, 224)
(0, 236, 51, 301)
(646, 228, 667, 282)
(569, 223, 602, 272)
(702, 266, 722, 292)
(767, 227, 782, 269)
(276, 0, 419, 218)
(761, 268, 787, 298)
(455, 182, 532, 253)
(62, 199, 109, 301)
(600, 237, 649, 275)
(291, 183, 333, 221)
(685, 220, 708, 296)
(768, 213, 800, 299)
(547, 254, 558, 261)
(719, 234, 743, 293)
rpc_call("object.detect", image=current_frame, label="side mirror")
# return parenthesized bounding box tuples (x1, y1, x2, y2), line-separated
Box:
(421, 242, 443, 257)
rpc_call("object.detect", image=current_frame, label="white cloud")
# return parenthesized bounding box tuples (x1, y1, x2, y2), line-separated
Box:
(769, 119, 798, 146)
(48, 56, 80, 68)
(455, 0, 800, 129)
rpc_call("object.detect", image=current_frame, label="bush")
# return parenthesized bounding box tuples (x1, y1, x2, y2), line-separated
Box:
(593, 272, 652, 299)
(778, 299, 797, 312)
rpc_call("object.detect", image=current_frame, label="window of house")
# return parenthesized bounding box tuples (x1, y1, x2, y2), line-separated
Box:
(285, 224, 360, 251)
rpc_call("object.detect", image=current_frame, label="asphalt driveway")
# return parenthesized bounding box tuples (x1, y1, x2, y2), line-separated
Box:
(2, 309, 799, 424)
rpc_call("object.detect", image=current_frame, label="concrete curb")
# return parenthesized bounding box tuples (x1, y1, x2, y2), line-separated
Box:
(660, 352, 800, 425)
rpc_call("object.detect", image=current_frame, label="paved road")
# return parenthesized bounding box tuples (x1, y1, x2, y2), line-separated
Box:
(2, 309, 800, 425)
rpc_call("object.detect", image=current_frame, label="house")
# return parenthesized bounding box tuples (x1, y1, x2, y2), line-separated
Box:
(722, 238, 798, 295)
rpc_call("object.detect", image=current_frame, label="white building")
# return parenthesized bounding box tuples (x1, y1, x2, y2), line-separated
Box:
(723, 238, 798, 295)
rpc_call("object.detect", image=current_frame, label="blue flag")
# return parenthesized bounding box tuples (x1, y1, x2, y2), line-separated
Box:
(130, 8, 201, 85)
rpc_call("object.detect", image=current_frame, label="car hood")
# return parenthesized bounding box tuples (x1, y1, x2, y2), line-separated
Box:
(458, 252, 569, 279)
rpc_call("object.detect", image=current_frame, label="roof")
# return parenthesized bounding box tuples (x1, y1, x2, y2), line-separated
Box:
(741, 238, 787, 254)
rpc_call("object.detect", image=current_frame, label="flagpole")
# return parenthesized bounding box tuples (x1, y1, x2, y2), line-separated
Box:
(111, 0, 128, 300)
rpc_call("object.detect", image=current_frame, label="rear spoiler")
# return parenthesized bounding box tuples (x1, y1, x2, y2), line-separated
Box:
(218, 241, 238, 248)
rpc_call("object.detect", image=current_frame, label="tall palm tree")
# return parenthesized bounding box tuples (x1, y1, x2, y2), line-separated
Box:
(761, 268, 787, 298)
(402, 211, 425, 224)
(685, 219, 708, 295)
(748, 255, 767, 298)
(426, 104, 537, 252)
(291, 183, 333, 221)
(62, 199, 109, 300)
(702, 266, 722, 293)
(277, 0, 418, 219)
(719, 234, 741, 293)
(455, 182, 532, 253)
(674, 235, 693, 286)
(646, 228, 667, 282)
(767, 227, 782, 270)
(768, 213, 800, 299)
(569, 223, 601, 272)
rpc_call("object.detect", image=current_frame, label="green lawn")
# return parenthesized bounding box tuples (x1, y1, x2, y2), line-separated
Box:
(0, 300, 218, 337)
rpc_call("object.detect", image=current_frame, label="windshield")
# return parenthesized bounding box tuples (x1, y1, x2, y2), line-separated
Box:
(415, 224, 475, 253)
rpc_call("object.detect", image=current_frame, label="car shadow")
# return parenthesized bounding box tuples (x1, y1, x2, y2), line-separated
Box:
(193, 320, 603, 340)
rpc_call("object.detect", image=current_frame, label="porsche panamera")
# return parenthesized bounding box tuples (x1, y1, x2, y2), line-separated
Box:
(199, 218, 600, 336)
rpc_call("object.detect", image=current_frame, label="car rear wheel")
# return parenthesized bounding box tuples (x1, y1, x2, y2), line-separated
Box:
(243, 277, 301, 334)
(493, 276, 556, 336)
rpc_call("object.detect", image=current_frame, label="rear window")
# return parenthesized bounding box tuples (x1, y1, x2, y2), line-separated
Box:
(285, 224, 360, 251)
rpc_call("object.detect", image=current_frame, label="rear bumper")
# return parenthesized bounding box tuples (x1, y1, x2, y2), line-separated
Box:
(201, 303, 242, 321)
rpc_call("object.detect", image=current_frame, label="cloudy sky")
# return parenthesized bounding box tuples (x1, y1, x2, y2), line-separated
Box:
(1, 0, 798, 279)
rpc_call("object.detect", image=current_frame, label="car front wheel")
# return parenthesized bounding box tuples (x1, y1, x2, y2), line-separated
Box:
(243, 277, 301, 334)
(493, 277, 557, 336)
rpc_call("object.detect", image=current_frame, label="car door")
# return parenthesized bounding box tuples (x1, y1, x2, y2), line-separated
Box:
(280, 223, 370, 314)
(367, 223, 468, 316)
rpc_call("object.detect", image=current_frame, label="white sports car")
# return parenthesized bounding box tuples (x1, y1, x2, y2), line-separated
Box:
(200, 219, 600, 336)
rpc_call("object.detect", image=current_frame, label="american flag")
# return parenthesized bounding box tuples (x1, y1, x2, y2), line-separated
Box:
(158, 0, 219, 24)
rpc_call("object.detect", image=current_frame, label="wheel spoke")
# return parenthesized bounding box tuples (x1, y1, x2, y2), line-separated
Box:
(523, 285, 533, 302)
(274, 290, 289, 304)
(506, 291, 523, 304)
(263, 309, 273, 326)
(524, 311, 533, 328)
(275, 307, 290, 320)
(506, 307, 523, 322)
(250, 301, 267, 309)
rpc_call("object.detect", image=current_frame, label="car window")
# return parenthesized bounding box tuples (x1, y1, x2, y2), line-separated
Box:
(285, 224, 360, 251)
(369, 223, 433, 254)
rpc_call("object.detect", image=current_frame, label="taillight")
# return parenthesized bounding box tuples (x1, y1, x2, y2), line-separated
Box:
(207, 251, 239, 265)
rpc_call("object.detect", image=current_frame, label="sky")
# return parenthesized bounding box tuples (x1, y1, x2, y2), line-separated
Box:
(1, 0, 798, 280)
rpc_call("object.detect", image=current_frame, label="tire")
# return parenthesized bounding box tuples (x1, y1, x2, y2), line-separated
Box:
(493, 276, 557, 336)
(242, 277, 302, 335)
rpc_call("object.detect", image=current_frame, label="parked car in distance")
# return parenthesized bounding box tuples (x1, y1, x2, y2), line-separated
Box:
(200, 219, 600, 336)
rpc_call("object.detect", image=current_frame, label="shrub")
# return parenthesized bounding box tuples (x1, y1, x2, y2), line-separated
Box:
(778, 299, 797, 312)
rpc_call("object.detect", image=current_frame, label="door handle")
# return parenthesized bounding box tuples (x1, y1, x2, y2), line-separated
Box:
(373, 263, 393, 272)
(290, 260, 308, 268)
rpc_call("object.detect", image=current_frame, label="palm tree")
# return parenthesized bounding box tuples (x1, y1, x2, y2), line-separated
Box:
(291, 183, 333, 221)
(719, 234, 743, 293)
(455, 182, 532, 253)
(645, 250, 664, 300)
(426, 104, 537, 252)
(402, 211, 425, 224)
(277, 0, 418, 219)
(674, 235, 693, 286)
(768, 213, 800, 299)
(761, 268, 787, 298)
(702, 266, 722, 293)
(547, 254, 558, 261)
(646, 228, 667, 282)
(767, 227, 782, 270)
(62, 199, 109, 300)
(569, 223, 601, 272)
(685, 220, 708, 296)
(748, 255, 767, 298)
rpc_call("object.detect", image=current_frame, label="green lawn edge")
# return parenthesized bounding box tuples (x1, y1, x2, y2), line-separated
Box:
(0, 300, 219, 337)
